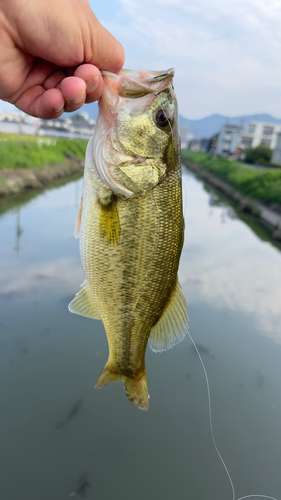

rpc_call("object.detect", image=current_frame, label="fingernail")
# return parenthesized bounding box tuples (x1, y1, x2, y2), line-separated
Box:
(70, 95, 84, 105)
(53, 104, 64, 113)
(86, 75, 100, 93)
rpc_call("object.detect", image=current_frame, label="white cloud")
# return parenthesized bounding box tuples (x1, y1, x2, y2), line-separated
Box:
(0, 258, 84, 295)
(101, 0, 281, 118)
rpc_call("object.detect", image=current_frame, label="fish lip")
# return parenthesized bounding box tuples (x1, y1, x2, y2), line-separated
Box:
(101, 68, 175, 83)
(120, 68, 175, 82)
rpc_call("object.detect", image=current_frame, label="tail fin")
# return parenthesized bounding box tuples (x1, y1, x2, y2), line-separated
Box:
(95, 363, 149, 411)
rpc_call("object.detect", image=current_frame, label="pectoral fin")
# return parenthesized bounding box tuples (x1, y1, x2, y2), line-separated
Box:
(68, 280, 100, 320)
(149, 277, 188, 352)
(99, 200, 120, 246)
(74, 197, 83, 239)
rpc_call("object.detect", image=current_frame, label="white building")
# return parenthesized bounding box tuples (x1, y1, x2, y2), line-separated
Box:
(179, 126, 189, 149)
(271, 133, 281, 164)
(0, 110, 38, 135)
(214, 120, 281, 159)
(215, 124, 241, 157)
(38, 112, 95, 139)
(240, 121, 281, 150)
(0, 109, 95, 139)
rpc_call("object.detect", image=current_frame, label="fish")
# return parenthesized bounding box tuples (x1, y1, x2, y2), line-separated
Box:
(69, 67, 188, 410)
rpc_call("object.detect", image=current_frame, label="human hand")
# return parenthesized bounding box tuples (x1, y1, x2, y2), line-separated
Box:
(0, 0, 124, 118)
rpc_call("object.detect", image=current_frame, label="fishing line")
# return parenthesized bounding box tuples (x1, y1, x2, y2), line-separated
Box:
(186, 328, 279, 500)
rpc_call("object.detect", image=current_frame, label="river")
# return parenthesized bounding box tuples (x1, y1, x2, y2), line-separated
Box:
(0, 167, 281, 500)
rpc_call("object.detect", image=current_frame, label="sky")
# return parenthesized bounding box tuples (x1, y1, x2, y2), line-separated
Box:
(2, 0, 281, 120)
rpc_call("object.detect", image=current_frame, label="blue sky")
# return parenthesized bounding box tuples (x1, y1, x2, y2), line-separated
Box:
(93, 0, 281, 119)
(2, 0, 281, 119)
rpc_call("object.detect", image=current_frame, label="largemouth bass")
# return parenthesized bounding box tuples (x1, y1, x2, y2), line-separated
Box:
(69, 68, 188, 410)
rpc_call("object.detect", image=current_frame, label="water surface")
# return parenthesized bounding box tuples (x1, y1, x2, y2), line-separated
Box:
(0, 168, 281, 500)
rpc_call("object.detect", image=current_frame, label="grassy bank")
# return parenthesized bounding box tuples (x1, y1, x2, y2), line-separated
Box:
(0, 134, 87, 196)
(181, 151, 281, 207)
(0, 134, 87, 170)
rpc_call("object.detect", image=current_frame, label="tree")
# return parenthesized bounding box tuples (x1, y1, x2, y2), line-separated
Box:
(245, 145, 272, 164)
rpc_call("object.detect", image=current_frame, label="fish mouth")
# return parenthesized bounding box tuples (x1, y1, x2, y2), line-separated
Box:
(119, 68, 175, 83)
(101, 68, 175, 82)
(101, 68, 175, 99)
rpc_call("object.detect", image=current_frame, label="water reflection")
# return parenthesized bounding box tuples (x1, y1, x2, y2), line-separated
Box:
(56, 399, 84, 429)
(69, 473, 90, 498)
(15, 338, 29, 355)
(0, 169, 281, 499)
(181, 170, 281, 344)
(256, 370, 265, 388)
(190, 343, 216, 359)
(14, 208, 23, 253)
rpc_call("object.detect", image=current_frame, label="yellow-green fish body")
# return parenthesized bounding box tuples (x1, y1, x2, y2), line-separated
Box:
(69, 68, 187, 410)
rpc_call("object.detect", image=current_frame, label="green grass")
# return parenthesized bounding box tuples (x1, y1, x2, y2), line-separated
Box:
(181, 151, 281, 206)
(0, 134, 87, 170)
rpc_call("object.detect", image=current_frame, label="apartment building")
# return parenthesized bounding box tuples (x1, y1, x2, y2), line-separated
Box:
(0, 109, 95, 139)
(0, 110, 38, 135)
(179, 126, 189, 149)
(271, 133, 281, 164)
(215, 124, 241, 157)
(240, 121, 281, 150)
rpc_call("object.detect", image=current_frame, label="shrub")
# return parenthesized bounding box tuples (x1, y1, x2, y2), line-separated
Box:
(245, 145, 272, 164)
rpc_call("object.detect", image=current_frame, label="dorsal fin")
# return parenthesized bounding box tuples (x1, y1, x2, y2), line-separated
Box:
(149, 277, 188, 352)
(68, 280, 100, 320)
(74, 197, 83, 239)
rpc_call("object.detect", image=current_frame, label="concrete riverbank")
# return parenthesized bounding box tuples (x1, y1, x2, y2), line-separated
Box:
(182, 157, 281, 240)
(0, 154, 84, 197)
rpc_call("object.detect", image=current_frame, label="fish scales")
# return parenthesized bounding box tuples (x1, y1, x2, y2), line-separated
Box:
(69, 68, 188, 410)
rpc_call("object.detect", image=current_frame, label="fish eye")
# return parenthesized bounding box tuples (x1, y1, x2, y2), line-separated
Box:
(155, 109, 169, 128)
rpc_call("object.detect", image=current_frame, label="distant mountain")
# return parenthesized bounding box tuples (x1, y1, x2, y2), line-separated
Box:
(178, 113, 281, 139)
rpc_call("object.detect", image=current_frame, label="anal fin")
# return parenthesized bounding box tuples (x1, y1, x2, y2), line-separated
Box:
(68, 280, 100, 320)
(149, 277, 188, 353)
